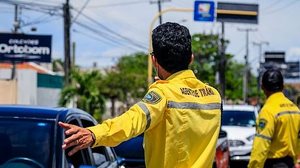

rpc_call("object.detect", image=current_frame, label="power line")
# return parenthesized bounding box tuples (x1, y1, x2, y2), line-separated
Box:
(1, 0, 62, 10)
(74, 21, 146, 51)
(73, 28, 121, 47)
(20, 13, 60, 27)
(261, 0, 283, 11)
(262, 0, 300, 15)
(0, 0, 147, 51)
(73, 28, 140, 51)
(73, 8, 147, 50)
(86, 0, 149, 8)
(0, 0, 63, 17)
(73, 29, 142, 54)
(72, 0, 90, 23)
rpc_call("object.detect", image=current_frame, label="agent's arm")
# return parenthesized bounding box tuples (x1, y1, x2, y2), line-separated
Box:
(87, 88, 166, 147)
(60, 87, 166, 156)
(248, 108, 275, 168)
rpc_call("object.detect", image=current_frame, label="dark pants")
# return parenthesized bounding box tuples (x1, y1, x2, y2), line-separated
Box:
(264, 156, 294, 168)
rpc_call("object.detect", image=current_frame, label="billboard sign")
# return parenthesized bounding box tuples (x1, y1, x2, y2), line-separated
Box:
(194, 1, 215, 22)
(0, 33, 52, 63)
(217, 2, 258, 24)
(264, 51, 285, 63)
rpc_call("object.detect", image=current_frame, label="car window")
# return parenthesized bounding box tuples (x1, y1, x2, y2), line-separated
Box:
(222, 110, 256, 127)
(65, 119, 90, 167)
(0, 118, 54, 168)
(81, 119, 117, 166)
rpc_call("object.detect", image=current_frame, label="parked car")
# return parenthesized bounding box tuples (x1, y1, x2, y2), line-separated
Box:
(0, 105, 120, 168)
(114, 130, 230, 168)
(221, 104, 259, 162)
(214, 130, 230, 168)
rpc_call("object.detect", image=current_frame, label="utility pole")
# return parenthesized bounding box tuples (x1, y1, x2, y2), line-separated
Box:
(219, 22, 226, 99)
(238, 28, 257, 103)
(253, 41, 269, 104)
(11, 4, 19, 80)
(63, 0, 71, 85)
(72, 42, 76, 68)
(150, 0, 171, 25)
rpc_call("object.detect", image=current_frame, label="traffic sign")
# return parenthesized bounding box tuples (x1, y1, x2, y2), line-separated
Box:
(194, 1, 215, 22)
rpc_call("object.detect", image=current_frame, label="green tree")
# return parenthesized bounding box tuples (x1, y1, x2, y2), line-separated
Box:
(59, 69, 105, 121)
(191, 33, 226, 87)
(190, 33, 258, 101)
(102, 52, 148, 116)
(116, 52, 148, 99)
(101, 70, 125, 117)
(224, 60, 244, 100)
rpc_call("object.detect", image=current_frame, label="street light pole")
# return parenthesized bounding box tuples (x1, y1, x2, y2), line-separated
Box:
(253, 41, 269, 104)
(147, 8, 193, 86)
(238, 28, 257, 103)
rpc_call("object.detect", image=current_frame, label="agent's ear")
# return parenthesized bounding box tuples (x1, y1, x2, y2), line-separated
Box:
(151, 55, 158, 66)
(189, 54, 194, 65)
(151, 55, 155, 63)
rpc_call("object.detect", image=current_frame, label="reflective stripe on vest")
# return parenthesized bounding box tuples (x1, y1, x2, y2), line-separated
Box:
(255, 133, 272, 141)
(167, 101, 221, 110)
(275, 111, 300, 118)
(137, 102, 151, 130)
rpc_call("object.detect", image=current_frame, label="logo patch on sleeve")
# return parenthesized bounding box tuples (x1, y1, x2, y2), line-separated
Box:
(142, 91, 161, 104)
(258, 119, 267, 132)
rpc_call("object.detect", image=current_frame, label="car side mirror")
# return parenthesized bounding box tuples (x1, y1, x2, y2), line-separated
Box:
(219, 130, 227, 138)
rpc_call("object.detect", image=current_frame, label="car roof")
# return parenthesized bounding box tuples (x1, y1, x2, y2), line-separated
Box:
(0, 105, 88, 120)
(223, 104, 258, 112)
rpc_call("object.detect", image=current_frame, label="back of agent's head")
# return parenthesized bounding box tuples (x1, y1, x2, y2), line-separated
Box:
(262, 69, 284, 92)
(152, 22, 192, 73)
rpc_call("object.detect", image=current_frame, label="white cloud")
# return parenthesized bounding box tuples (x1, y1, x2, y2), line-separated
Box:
(287, 47, 300, 61)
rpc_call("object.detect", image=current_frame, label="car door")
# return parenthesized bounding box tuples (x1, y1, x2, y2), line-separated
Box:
(79, 117, 119, 168)
(64, 116, 94, 168)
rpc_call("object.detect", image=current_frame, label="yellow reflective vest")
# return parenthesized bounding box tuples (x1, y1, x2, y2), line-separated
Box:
(87, 70, 222, 168)
(248, 92, 300, 168)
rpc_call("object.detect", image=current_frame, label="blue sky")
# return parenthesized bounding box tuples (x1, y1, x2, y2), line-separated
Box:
(0, 0, 300, 73)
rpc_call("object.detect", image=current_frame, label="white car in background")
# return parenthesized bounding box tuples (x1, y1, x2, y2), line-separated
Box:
(222, 104, 259, 161)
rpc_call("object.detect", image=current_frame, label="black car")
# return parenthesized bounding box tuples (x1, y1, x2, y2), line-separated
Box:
(0, 105, 120, 168)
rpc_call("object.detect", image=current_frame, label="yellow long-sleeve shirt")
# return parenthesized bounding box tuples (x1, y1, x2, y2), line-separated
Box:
(248, 92, 300, 168)
(87, 70, 222, 168)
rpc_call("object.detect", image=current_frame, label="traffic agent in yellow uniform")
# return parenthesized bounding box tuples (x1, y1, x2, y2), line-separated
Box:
(248, 69, 300, 168)
(59, 22, 222, 168)
(88, 70, 221, 168)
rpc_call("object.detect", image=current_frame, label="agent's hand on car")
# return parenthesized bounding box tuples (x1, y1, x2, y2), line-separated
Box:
(58, 122, 95, 156)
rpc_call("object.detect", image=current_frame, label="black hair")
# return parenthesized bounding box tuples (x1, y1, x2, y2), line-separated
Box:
(152, 22, 192, 73)
(262, 69, 284, 92)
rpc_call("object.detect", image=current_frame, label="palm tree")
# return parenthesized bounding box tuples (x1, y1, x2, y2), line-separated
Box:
(101, 70, 125, 117)
(59, 69, 105, 121)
